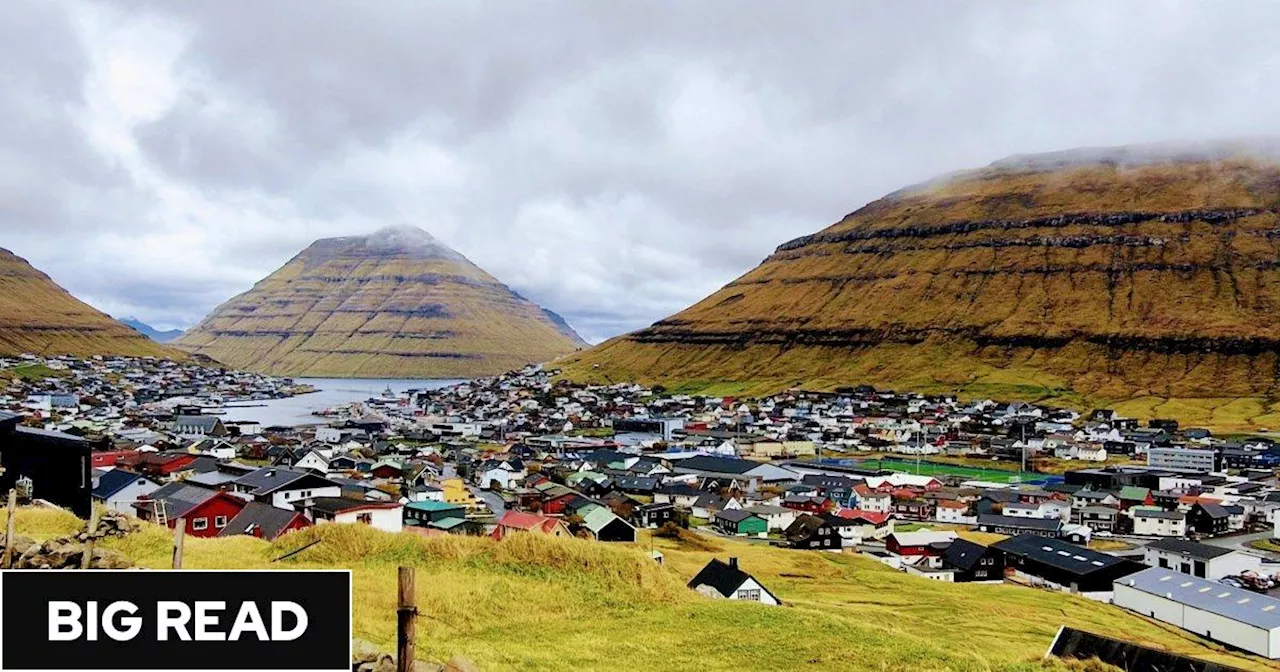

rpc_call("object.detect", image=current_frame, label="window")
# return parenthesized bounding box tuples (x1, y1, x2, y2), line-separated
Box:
(357, 513, 373, 525)
(215, 516, 228, 528)
(192, 518, 208, 531)
(736, 589, 761, 601)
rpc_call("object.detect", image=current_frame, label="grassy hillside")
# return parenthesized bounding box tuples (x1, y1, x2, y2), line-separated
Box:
(0, 248, 182, 359)
(561, 151, 1280, 431)
(7, 507, 1271, 671)
(175, 226, 583, 378)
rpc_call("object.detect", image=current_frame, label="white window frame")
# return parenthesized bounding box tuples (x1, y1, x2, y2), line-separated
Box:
(192, 518, 209, 531)
(214, 515, 228, 528)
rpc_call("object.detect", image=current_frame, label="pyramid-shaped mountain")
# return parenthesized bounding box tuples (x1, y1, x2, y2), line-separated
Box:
(0, 247, 180, 358)
(175, 226, 585, 378)
(564, 141, 1280, 417)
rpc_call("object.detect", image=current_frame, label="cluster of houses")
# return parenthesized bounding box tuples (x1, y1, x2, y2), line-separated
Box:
(13, 358, 1280, 660)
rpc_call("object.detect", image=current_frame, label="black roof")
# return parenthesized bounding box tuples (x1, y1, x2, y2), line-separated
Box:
(944, 538, 995, 572)
(1193, 502, 1230, 519)
(307, 497, 396, 515)
(977, 513, 1062, 532)
(992, 535, 1134, 577)
(135, 482, 218, 519)
(217, 501, 302, 540)
(0, 411, 21, 430)
(1145, 537, 1234, 560)
(686, 558, 776, 602)
(92, 469, 153, 499)
(714, 509, 757, 523)
(675, 455, 757, 475)
(233, 468, 338, 495)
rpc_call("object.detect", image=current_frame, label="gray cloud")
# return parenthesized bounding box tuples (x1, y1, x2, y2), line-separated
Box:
(4, 1, 1280, 341)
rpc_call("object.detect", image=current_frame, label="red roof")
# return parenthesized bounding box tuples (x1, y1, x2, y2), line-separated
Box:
(492, 510, 563, 540)
(835, 509, 891, 525)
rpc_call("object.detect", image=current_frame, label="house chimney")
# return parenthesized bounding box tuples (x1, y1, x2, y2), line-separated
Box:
(728, 557, 738, 569)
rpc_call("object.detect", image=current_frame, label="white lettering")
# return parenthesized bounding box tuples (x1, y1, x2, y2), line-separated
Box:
(228, 602, 269, 641)
(48, 602, 82, 641)
(271, 602, 308, 641)
(102, 602, 141, 641)
(156, 601, 192, 641)
(194, 601, 226, 641)
(86, 600, 98, 641)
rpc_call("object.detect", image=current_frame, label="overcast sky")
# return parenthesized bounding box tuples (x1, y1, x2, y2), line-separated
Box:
(4, 1, 1280, 342)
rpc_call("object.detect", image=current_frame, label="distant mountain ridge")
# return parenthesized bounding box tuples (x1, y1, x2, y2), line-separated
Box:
(562, 141, 1280, 427)
(0, 247, 181, 359)
(174, 225, 585, 378)
(119, 318, 185, 343)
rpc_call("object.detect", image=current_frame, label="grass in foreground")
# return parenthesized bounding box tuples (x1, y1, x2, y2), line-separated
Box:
(7, 507, 1273, 671)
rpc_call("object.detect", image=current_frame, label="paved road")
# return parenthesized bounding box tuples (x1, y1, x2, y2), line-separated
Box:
(1200, 530, 1278, 557)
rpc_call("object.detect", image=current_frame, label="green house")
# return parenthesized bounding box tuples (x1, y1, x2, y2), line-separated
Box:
(713, 509, 768, 536)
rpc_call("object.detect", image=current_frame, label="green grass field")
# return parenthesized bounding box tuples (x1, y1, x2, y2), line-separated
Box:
(7, 507, 1273, 671)
(853, 457, 1042, 484)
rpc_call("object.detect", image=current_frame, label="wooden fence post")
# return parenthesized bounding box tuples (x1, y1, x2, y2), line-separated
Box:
(172, 518, 185, 570)
(2, 490, 15, 569)
(397, 567, 417, 672)
(81, 506, 100, 569)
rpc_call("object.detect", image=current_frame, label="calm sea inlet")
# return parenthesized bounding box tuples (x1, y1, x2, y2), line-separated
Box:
(221, 377, 464, 427)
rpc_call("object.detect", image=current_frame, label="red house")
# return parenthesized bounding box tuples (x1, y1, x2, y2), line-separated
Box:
(117, 452, 198, 479)
(540, 492, 578, 516)
(134, 482, 247, 538)
(782, 495, 835, 514)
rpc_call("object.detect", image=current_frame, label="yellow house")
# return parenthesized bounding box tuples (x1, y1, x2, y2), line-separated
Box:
(441, 478, 478, 508)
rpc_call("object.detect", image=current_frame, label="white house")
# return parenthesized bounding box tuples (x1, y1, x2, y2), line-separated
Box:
(293, 450, 332, 475)
(308, 498, 403, 534)
(230, 468, 343, 509)
(936, 501, 977, 525)
(1144, 538, 1262, 580)
(91, 470, 161, 515)
(686, 558, 780, 606)
(1130, 508, 1187, 537)
(315, 427, 343, 443)
(856, 491, 893, 514)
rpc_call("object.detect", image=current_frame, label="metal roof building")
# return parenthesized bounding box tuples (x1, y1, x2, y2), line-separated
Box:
(1114, 567, 1280, 658)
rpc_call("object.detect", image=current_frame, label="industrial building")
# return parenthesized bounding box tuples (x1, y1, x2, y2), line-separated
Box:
(990, 534, 1143, 598)
(1114, 567, 1280, 659)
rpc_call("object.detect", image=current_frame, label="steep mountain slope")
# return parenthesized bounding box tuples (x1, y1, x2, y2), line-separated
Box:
(564, 141, 1280, 424)
(174, 226, 584, 378)
(120, 318, 184, 343)
(0, 248, 181, 359)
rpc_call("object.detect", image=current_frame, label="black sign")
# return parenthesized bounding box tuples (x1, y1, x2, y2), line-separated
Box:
(0, 570, 351, 671)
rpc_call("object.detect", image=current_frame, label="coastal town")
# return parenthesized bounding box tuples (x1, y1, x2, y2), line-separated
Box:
(7, 354, 1280, 659)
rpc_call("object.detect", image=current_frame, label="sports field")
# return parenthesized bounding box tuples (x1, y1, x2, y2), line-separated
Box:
(853, 457, 1044, 484)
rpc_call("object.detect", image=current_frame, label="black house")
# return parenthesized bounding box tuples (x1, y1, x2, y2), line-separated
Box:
(0, 411, 92, 518)
(784, 514, 841, 550)
(1186, 502, 1230, 536)
(991, 534, 1143, 593)
(943, 538, 1006, 582)
(633, 502, 675, 529)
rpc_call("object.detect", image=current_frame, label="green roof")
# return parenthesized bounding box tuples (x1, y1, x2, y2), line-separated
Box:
(1118, 486, 1150, 501)
(405, 500, 465, 512)
(582, 506, 631, 534)
(429, 517, 470, 529)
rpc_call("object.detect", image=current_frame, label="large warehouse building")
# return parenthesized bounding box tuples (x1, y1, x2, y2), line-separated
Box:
(1113, 567, 1280, 659)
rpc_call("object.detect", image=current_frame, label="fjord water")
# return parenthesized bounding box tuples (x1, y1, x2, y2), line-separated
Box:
(223, 377, 463, 427)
